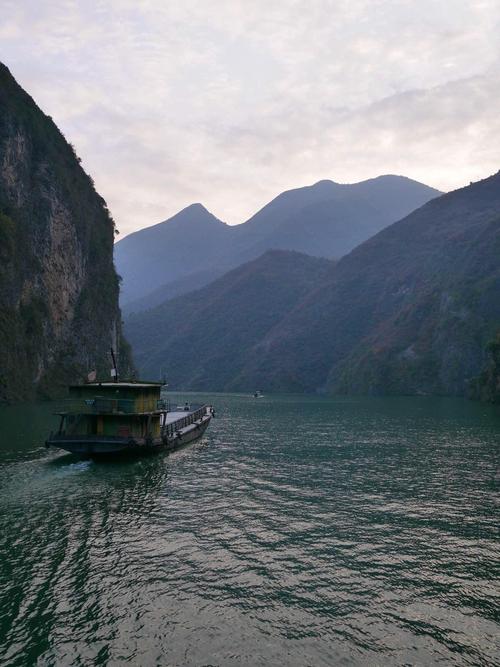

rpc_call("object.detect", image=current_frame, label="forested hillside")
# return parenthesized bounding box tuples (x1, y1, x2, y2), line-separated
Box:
(124, 250, 333, 387)
(470, 331, 500, 403)
(240, 172, 500, 395)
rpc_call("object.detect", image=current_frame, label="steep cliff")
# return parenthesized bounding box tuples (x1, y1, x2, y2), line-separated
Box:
(470, 331, 500, 403)
(0, 63, 132, 401)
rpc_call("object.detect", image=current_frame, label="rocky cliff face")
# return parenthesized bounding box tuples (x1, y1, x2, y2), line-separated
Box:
(0, 63, 132, 401)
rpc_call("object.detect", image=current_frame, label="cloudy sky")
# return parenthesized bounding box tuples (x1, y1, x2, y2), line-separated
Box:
(1, 0, 499, 235)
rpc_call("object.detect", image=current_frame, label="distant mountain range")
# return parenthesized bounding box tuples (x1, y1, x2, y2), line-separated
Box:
(116, 175, 441, 312)
(125, 172, 500, 397)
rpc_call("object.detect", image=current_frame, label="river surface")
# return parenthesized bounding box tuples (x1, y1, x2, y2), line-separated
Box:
(0, 394, 498, 666)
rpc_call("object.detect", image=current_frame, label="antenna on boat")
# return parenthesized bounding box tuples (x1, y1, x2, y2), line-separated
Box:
(110, 348, 118, 382)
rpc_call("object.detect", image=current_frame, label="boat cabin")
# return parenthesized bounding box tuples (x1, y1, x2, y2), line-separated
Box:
(58, 381, 166, 439)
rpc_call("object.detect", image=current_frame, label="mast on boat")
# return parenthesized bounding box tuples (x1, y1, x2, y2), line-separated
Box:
(110, 348, 119, 383)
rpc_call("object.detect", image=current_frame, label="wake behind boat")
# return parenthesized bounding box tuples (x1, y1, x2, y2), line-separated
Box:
(45, 379, 213, 458)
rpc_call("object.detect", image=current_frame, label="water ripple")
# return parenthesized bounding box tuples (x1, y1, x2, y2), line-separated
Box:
(0, 395, 499, 665)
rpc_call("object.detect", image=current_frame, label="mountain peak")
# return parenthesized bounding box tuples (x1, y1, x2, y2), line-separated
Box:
(355, 173, 441, 189)
(120, 202, 225, 242)
(165, 202, 229, 230)
(181, 202, 209, 214)
(311, 179, 339, 188)
(366, 174, 414, 182)
(116, 172, 442, 306)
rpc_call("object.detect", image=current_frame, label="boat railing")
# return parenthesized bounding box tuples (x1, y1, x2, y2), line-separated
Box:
(163, 405, 210, 437)
(56, 397, 171, 415)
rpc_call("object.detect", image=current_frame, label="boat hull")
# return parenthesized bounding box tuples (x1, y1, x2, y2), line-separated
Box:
(46, 415, 212, 458)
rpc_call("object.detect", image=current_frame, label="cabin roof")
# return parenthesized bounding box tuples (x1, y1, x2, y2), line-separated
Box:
(70, 382, 163, 389)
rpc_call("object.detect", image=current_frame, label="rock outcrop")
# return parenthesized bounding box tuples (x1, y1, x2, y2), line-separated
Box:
(0, 63, 132, 401)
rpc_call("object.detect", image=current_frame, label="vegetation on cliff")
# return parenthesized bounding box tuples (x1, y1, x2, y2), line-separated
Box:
(245, 173, 500, 396)
(124, 250, 333, 388)
(470, 332, 500, 403)
(0, 62, 132, 401)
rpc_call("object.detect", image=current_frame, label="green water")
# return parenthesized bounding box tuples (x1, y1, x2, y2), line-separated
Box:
(0, 394, 498, 666)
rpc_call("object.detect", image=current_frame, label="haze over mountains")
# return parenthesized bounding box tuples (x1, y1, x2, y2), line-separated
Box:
(116, 176, 441, 312)
(117, 203, 228, 310)
(125, 172, 500, 397)
(125, 251, 333, 387)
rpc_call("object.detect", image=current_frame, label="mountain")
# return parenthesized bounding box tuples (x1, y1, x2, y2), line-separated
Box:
(124, 250, 333, 386)
(124, 172, 499, 396)
(115, 176, 441, 310)
(0, 62, 132, 401)
(228, 175, 442, 261)
(122, 267, 225, 316)
(115, 203, 228, 305)
(234, 172, 500, 395)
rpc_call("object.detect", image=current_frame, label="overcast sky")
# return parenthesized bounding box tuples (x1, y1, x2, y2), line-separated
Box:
(1, 0, 499, 236)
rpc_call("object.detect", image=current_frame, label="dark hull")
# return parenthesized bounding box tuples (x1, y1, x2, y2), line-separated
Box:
(46, 415, 211, 458)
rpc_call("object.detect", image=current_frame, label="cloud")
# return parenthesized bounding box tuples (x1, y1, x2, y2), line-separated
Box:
(1, 0, 499, 234)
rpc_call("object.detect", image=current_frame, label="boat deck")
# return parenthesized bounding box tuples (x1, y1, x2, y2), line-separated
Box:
(165, 410, 196, 424)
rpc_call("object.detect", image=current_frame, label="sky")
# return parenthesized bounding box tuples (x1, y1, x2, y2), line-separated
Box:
(1, 0, 499, 236)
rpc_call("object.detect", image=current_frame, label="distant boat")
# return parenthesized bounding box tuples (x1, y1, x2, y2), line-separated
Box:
(45, 379, 213, 458)
(253, 390, 264, 398)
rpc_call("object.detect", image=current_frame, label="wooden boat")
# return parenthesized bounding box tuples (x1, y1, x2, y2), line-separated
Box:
(45, 380, 213, 458)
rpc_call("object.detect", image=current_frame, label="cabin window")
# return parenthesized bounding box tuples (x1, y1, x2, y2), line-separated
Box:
(87, 417, 97, 435)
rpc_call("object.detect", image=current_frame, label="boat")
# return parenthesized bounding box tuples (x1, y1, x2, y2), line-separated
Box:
(253, 390, 264, 398)
(45, 379, 213, 458)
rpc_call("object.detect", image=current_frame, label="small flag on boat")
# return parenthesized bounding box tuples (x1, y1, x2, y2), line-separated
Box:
(87, 370, 97, 382)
